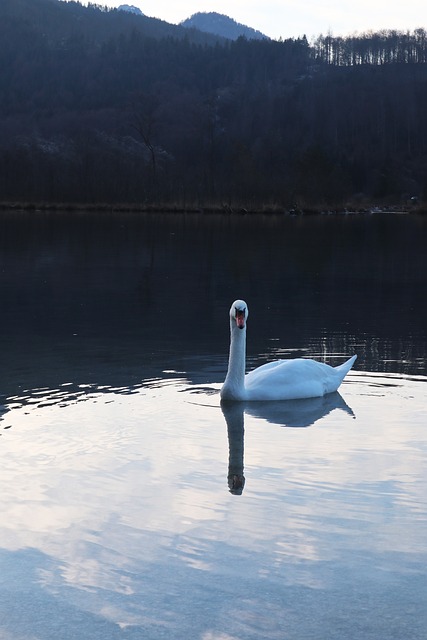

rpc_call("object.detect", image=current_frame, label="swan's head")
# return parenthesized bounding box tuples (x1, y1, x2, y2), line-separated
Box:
(229, 299, 248, 330)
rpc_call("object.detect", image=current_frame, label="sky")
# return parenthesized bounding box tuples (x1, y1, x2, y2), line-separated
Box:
(92, 0, 426, 41)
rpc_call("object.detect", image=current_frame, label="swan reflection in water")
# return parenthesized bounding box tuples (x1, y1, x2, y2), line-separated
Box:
(221, 392, 354, 495)
(222, 401, 246, 495)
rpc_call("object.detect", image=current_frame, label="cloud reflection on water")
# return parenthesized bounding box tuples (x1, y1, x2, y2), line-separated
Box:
(0, 372, 426, 639)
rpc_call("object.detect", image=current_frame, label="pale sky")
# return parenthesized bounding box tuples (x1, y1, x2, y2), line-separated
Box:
(92, 0, 426, 40)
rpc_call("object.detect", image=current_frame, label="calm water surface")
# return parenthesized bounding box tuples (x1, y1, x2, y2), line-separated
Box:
(0, 211, 426, 639)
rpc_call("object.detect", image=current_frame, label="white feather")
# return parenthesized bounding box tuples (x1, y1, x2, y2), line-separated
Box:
(220, 300, 357, 401)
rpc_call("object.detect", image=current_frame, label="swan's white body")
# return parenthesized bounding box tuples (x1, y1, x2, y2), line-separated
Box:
(220, 300, 357, 402)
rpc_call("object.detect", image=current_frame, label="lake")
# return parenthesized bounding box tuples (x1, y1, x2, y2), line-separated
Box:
(0, 210, 426, 640)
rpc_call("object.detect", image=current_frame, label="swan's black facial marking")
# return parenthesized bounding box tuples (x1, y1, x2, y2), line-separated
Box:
(235, 306, 246, 329)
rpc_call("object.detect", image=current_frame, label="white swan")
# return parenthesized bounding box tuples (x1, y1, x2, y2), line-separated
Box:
(220, 300, 357, 401)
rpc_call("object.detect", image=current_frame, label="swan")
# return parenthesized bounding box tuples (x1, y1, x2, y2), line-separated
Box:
(220, 300, 357, 401)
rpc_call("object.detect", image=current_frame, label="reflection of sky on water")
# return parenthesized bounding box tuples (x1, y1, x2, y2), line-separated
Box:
(0, 372, 426, 638)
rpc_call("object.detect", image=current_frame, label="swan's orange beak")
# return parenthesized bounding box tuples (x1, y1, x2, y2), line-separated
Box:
(235, 309, 246, 329)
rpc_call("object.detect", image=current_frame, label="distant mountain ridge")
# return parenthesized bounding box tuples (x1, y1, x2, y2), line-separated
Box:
(0, 0, 223, 46)
(181, 12, 268, 41)
(118, 4, 144, 16)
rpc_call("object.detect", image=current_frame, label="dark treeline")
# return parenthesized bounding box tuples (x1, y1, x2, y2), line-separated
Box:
(1, 0, 427, 208)
(313, 29, 427, 65)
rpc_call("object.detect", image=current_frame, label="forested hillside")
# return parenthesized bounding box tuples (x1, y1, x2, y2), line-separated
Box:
(1, 0, 426, 208)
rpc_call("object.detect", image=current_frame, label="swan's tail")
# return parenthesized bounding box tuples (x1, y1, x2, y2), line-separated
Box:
(334, 354, 357, 379)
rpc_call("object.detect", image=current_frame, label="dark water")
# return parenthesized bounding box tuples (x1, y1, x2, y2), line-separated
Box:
(0, 210, 426, 639)
(0, 210, 426, 394)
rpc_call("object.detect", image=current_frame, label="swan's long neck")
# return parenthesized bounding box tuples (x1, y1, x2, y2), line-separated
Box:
(221, 322, 247, 401)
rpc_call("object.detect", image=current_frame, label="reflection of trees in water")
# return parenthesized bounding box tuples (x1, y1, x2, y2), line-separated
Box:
(221, 392, 354, 495)
(302, 332, 427, 376)
(0, 211, 426, 397)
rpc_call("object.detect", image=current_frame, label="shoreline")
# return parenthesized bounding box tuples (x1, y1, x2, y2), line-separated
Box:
(0, 201, 425, 216)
